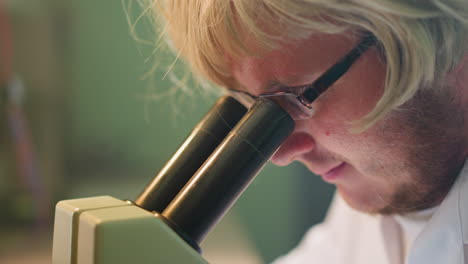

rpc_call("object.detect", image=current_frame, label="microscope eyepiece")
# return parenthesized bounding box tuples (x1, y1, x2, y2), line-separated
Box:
(135, 96, 247, 213)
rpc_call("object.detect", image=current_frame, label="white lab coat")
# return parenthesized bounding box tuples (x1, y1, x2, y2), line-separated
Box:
(273, 159, 468, 264)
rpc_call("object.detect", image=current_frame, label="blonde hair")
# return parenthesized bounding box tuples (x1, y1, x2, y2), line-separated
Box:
(144, 0, 468, 130)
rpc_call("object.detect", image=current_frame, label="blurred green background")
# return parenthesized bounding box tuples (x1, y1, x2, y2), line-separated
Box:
(0, 0, 334, 263)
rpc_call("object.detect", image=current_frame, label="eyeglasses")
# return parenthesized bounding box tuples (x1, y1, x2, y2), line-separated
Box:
(227, 33, 377, 120)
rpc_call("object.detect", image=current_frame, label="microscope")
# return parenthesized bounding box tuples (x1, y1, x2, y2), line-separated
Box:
(52, 96, 294, 264)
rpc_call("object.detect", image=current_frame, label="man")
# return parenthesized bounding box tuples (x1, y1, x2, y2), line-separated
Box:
(150, 0, 468, 263)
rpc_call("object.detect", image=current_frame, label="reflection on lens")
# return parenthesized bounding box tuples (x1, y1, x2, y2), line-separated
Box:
(266, 94, 314, 120)
(226, 89, 314, 120)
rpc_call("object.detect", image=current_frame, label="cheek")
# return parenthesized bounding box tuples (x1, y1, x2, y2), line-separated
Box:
(322, 81, 384, 125)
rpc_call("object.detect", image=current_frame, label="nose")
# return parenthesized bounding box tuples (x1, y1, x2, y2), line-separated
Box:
(270, 128, 316, 166)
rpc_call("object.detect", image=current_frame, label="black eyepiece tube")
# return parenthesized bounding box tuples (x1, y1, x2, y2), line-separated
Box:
(161, 98, 295, 244)
(135, 96, 247, 213)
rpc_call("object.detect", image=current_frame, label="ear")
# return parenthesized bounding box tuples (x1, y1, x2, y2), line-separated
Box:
(447, 52, 468, 104)
(448, 52, 468, 157)
(449, 52, 468, 90)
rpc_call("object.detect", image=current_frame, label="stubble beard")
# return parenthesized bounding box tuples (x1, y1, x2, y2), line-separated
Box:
(374, 88, 466, 215)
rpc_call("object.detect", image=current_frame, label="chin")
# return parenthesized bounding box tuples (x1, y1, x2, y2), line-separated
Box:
(337, 186, 387, 215)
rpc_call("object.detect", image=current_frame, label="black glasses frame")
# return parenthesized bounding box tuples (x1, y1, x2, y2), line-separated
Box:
(227, 33, 377, 116)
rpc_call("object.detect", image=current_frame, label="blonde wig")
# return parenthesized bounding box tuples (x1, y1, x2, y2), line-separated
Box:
(144, 0, 468, 130)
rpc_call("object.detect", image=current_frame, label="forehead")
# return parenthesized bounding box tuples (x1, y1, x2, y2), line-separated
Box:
(228, 33, 356, 94)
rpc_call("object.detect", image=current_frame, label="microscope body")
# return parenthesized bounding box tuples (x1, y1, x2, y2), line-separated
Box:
(52, 196, 207, 264)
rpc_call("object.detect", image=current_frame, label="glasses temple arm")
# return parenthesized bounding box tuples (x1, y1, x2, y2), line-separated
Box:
(302, 34, 377, 104)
